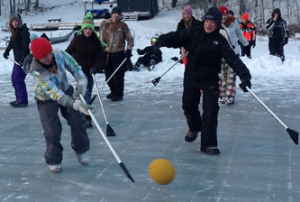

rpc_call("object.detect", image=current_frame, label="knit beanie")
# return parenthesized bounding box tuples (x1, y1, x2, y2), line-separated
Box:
(241, 13, 249, 21)
(229, 10, 234, 16)
(78, 12, 98, 36)
(111, 6, 122, 15)
(182, 5, 193, 16)
(273, 8, 281, 14)
(219, 6, 229, 15)
(30, 33, 53, 60)
(204, 7, 222, 26)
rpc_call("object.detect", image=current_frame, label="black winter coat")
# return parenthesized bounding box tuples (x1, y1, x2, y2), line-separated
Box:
(156, 26, 251, 83)
(5, 24, 30, 63)
(137, 46, 162, 63)
(176, 16, 202, 31)
(65, 32, 104, 75)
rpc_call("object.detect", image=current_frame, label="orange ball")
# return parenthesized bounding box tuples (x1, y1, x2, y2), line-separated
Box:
(148, 158, 176, 185)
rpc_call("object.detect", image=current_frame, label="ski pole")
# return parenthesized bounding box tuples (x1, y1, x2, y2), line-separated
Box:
(151, 51, 188, 86)
(106, 58, 127, 84)
(8, 57, 22, 67)
(246, 86, 298, 145)
(79, 94, 134, 182)
(92, 74, 116, 137)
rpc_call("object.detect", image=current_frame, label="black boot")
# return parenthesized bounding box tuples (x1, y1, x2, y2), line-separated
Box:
(106, 93, 113, 99)
(185, 131, 198, 142)
(111, 95, 123, 101)
(201, 147, 220, 155)
(132, 63, 140, 71)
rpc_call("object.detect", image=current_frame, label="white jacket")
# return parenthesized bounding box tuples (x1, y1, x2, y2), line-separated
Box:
(222, 19, 248, 55)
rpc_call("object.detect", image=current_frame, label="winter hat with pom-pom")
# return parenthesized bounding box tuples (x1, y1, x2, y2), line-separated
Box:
(78, 12, 97, 35)
(182, 5, 193, 16)
(241, 13, 249, 21)
(219, 6, 229, 15)
(30, 33, 53, 60)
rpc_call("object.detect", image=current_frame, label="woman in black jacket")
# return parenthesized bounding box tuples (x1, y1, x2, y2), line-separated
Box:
(155, 7, 252, 155)
(3, 13, 30, 108)
(175, 5, 202, 63)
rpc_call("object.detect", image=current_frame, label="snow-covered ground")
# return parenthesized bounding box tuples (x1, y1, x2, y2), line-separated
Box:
(1, 1, 300, 104)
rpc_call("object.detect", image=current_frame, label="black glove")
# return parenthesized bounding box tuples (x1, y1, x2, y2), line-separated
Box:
(252, 42, 256, 48)
(89, 67, 97, 75)
(283, 37, 288, 46)
(125, 49, 132, 59)
(239, 79, 251, 92)
(136, 49, 142, 55)
(3, 51, 9, 59)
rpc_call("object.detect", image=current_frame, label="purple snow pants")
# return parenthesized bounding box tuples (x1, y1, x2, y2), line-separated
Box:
(11, 63, 28, 104)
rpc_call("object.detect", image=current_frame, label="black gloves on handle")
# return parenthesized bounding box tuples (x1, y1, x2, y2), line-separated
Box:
(3, 51, 9, 59)
(239, 79, 251, 92)
(125, 49, 132, 59)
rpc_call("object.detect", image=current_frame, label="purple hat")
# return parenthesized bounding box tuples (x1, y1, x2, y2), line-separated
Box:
(182, 5, 192, 16)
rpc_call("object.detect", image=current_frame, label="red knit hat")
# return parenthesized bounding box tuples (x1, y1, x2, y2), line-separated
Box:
(241, 13, 249, 21)
(30, 34, 53, 60)
(219, 6, 229, 15)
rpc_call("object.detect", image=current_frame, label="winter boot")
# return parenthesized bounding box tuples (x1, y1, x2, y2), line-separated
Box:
(75, 152, 90, 166)
(218, 98, 225, 105)
(201, 146, 220, 155)
(132, 63, 140, 71)
(10, 101, 28, 108)
(185, 131, 198, 142)
(148, 59, 155, 71)
(49, 163, 62, 173)
(226, 98, 235, 105)
(106, 93, 113, 99)
(111, 95, 123, 101)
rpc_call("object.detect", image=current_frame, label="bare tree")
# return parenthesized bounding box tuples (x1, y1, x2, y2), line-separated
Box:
(171, 0, 177, 8)
(10, 0, 16, 14)
(239, 0, 245, 15)
(26, 0, 31, 12)
(34, 0, 38, 9)
(294, 0, 300, 24)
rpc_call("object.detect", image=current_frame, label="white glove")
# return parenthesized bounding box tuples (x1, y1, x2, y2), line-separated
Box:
(73, 79, 87, 99)
(72, 100, 96, 116)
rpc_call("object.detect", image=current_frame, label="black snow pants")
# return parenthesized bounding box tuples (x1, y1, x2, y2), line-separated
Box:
(105, 51, 127, 97)
(268, 37, 284, 59)
(182, 80, 219, 151)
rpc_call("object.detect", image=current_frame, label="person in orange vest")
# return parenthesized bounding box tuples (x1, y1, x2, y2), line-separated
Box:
(239, 13, 256, 59)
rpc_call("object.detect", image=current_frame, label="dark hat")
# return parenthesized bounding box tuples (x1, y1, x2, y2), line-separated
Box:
(229, 10, 234, 16)
(111, 6, 122, 15)
(103, 12, 111, 19)
(204, 7, 222, 26)
(9, 13, 21, 21)
(273, 8, 281, 14)
(9, 13, 22, 27)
